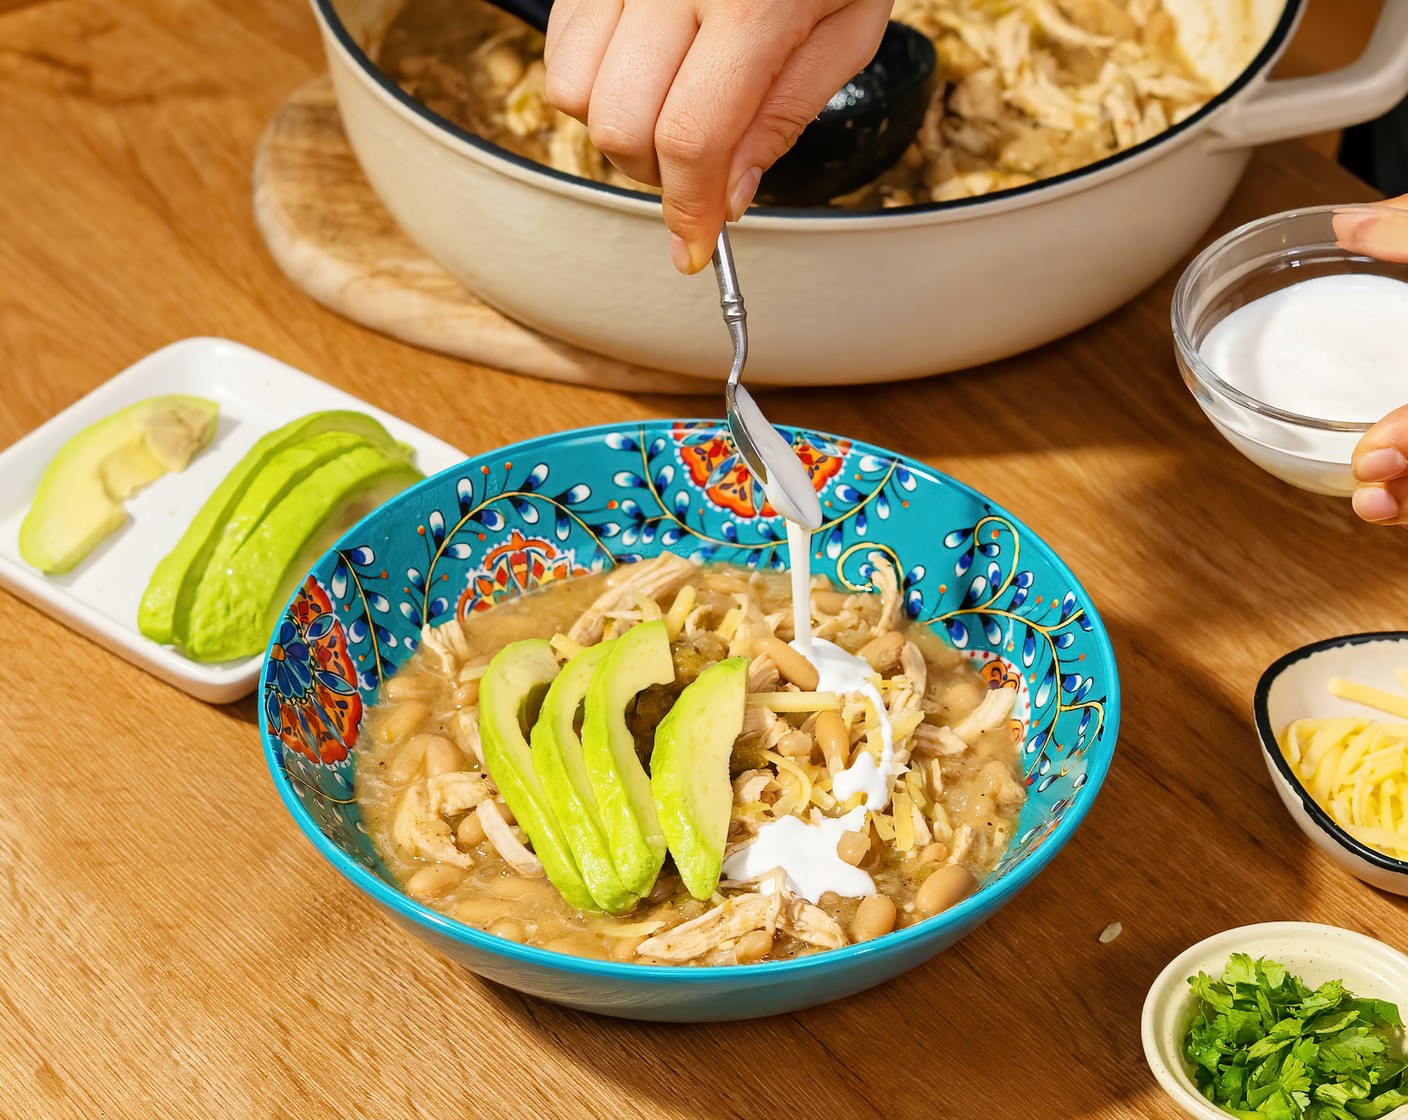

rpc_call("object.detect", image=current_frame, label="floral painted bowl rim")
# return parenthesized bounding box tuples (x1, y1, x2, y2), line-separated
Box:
(1253, 630, 1408, 879)
(259, 420, 1122, 981)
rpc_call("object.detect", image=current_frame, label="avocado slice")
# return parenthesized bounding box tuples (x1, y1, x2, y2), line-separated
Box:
(530, 641, 641, 913)
(651, 657, 748, 900)
(20, 394, 219, 574)
(185, 427, 409, 606)
(181, 442, 420, 662)
(480, 640, 596, 911)
(580, 620, 675, 896)
(139, 410, 403, 645)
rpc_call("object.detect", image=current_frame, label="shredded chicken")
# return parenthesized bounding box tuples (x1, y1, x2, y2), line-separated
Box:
(566, 553, 694, 645)
(948, 824, 976, 866)
(393, 783, 473, 869)
(900, 642, 929, 696)
(637, 893, 783, 962)
(887, 687, 923, 721)
(738, 705, 770, 740)
(476, 801, 543, 877)
(747, 653, 780, 694)
(869, 555, 904, 635)
(733, 769, 776, 807)
(418, 617, 471, 675)
(953, 686, 1018, 742)
(427, 771, 494, 817)
(453, 707, 484, 767)
(912, 722, 972, 756)
(910, 800, 934, 847)
(779, 895, 848, 950)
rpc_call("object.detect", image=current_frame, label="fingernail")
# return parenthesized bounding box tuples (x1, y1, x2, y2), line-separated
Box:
(1353, 447, 1408, 482)
(1334, 211, 1375, 247)
(727, 166, 763, 222)
(1353, 486, 1400, 523)
(669, 233, 691, 274)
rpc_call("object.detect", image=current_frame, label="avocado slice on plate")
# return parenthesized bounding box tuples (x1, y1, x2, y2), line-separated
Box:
(183, 426, 410, 610)
(530, 640, 640, 913)
(580, 619, 675, 897)
(651, 657, 749, 900)
(139, 410, 404, 645)
(480, 639, 596, 911)
(182, 442, 420, 662)
(20, 394, 219, 574)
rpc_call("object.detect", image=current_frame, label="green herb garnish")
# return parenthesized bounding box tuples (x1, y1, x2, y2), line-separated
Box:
(1184, 955, 1408, 1120)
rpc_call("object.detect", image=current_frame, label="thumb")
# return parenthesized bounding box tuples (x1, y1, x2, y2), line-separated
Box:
(1351, 403, 1408, 526)
(1335, 193, 1408, 263)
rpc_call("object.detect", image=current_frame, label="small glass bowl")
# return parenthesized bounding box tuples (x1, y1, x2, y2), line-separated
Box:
(1172, 203, 1408, 496)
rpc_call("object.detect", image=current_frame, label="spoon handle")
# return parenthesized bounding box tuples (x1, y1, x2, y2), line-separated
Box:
(712, 228, 748, 388)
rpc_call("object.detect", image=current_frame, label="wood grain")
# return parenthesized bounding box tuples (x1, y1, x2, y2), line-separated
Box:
(1, 2, 1406, 1119)
(254, 78, 712, 396)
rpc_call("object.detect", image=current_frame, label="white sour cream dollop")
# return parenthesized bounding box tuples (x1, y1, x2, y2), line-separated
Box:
(719, 521, 899, 903)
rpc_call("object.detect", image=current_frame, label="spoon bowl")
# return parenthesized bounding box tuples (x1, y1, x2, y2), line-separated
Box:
(713, 229, 822, 529)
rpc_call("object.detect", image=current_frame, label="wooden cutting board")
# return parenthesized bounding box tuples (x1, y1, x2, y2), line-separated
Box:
(252, 77, 713, 395)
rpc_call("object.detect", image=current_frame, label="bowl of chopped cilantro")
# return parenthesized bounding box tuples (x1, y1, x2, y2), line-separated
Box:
(1142, 923, 1408, 1120)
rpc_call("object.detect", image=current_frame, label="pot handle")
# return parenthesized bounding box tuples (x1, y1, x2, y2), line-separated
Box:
(1208, 2, 1408, 152)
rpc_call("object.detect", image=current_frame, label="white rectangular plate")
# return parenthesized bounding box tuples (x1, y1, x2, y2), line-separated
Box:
(0, 338, 466, 704)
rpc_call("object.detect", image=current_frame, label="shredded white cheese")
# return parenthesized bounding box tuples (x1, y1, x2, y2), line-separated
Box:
(1280, 672, 1408, 860)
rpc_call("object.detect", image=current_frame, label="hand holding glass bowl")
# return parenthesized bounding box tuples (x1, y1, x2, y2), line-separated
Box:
(1174, 196, 1408, 524)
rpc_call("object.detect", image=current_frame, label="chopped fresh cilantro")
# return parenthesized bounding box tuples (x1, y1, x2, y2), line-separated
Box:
(1182, 957, 1407, 1120)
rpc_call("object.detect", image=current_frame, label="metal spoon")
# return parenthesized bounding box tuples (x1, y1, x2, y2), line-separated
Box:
(713, 229, 822, 530)
(480, 0, 937, 206)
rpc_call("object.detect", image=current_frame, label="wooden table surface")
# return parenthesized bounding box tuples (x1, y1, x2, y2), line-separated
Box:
(3, 1, 1407, 1117)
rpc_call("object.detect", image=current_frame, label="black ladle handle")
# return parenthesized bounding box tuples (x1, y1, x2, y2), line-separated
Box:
(489, 0, 553, 32)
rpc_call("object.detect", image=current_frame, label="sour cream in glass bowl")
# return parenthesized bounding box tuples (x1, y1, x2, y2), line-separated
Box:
(1172, 204, 1408, 496)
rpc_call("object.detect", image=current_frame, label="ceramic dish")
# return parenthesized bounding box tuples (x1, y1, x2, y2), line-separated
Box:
(311, 0, 1408, 383)
(0, 338, 465, 703)
(1173, 204, 1408, 496)
(259, 419, 1120, 1020)
(1254, 632, 1408, 895)
(1143, 922, 1408, 1120)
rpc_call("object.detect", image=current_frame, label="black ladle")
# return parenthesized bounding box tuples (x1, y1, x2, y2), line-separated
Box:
(486, 0, 938, 207)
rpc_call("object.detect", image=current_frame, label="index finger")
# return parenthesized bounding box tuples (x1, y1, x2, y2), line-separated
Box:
(1353, 403, 1408, 482)
(652, 6, 818, 272)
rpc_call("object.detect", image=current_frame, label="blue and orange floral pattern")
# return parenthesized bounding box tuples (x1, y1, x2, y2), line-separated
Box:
(457, 529, 588, 619)
(261, 421, 1119, 888)
(671, 422, 848, 519)
(265, 577, 362, 765)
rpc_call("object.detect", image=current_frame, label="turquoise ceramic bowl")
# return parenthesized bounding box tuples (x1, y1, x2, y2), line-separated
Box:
(259, 420, 1120, 1021)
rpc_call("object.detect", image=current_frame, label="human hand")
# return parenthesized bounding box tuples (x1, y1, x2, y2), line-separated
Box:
(543, 0, 892, 274)
(1353, 407, 1408, 525)
(1348, 192, 1408, 525)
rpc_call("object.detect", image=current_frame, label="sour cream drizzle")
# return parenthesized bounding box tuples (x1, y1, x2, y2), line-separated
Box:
(720, 517, 898, 903)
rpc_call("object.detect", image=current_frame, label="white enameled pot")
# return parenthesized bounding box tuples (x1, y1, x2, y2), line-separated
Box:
(313, 0, 1408, 385)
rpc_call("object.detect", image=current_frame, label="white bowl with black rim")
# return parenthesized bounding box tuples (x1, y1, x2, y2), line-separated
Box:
(307, 0, 1408, 384)
(1254, 631, 1408, 896)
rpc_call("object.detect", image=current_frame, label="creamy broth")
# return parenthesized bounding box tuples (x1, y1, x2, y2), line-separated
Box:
(356, 560, 1025, 964)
